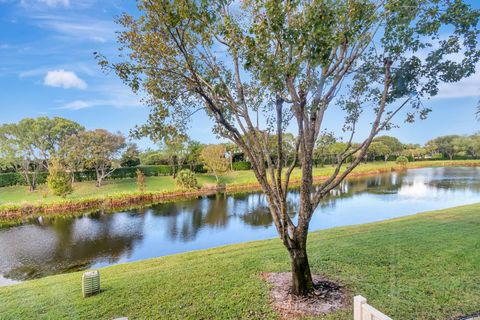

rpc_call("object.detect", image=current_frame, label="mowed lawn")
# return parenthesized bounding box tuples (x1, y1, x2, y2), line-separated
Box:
(1, 203, 479, 320)
(1, 160, 479, 205)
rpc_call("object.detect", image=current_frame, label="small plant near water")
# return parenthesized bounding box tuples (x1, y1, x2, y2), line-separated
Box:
(175, 169, 198, 190)
(47, 159, 73, 198)
(136, 169, 146, 193)
(396, 156, 409, 167)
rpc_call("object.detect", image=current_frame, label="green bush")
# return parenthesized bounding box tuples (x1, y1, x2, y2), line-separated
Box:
(396, 155, 409, 166)
(175, 169, 198, 190)
(47, 161, 73, 198)
(0, 172, 49, 188)
(0, 173, 22, 187)
(232, 161, 251, 171)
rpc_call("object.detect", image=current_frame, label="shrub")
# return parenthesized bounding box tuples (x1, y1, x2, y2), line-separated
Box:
(0, 172, 49, 187)
(232, 161, 251, 171)
(47, 160, 73, 198)
(175, 169, 198, 190)
(0, 173, 22, 187)
(396, 155, 409, 166)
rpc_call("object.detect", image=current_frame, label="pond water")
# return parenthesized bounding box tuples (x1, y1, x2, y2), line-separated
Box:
(1, 166, 480, 284)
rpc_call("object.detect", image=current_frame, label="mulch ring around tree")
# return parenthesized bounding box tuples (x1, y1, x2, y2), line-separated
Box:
(261, 272, 349, 319)
(456, 313, 480, 320)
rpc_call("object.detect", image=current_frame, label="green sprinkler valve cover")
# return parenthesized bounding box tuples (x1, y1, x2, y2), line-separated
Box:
(82, 270, 100, 297)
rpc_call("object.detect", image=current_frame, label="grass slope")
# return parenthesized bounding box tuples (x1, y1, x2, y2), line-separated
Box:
(1, 203, 479, 320)
(1, 160, 479, 206)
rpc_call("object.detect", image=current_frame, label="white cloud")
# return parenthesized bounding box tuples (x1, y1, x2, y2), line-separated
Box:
(63, 100, 91, 110)
(434, 70, 480, 99)
(44, 69, 87, 89)
(38, 0, 70, 7)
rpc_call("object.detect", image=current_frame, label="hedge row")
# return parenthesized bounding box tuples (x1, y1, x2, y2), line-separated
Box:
(232, 161, 252, 171)
(0, 165, 208, 187)
(0, 172, 49, 188)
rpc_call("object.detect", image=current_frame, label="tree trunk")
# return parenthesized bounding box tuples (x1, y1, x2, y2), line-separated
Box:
(289, 244, 314, 296)
(95, 169, 102, 187)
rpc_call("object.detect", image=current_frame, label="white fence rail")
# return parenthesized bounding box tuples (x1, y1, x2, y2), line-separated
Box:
(354, 295, 392, 320)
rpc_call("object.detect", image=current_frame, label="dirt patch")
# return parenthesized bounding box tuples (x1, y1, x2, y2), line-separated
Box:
(262, 272, 348, 319)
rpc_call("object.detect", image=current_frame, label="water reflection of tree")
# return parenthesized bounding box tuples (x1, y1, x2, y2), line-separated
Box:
(5, 168, 478, 281)
(149, 193, 231, 242)
(2, 211, 145, 280)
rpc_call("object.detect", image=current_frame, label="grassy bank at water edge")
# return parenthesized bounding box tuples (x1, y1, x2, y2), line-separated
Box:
(1, 202, 479, 319)
(0, 160, 479, 225)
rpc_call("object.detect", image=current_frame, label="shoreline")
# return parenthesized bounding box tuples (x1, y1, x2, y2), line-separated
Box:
(1, 160, 478, 226)
(1, 202, 479, 319)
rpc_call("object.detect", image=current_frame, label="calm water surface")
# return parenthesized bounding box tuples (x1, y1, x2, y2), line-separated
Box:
(1, 166, 480, 284)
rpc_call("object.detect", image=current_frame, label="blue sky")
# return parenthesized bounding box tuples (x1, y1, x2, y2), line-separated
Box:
(0, 0, 479, 150)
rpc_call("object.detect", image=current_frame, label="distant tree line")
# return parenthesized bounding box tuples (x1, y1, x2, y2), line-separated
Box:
(1, 117, 479, 192)
(0, 117, 127, 191)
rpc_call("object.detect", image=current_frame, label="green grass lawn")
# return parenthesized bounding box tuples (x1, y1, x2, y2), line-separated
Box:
(1, 203, 479, 319)
(1, 160, 478, 206)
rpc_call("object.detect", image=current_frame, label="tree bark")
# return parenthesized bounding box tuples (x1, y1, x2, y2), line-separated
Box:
(288, 241, 314, 295)
(95, 169, 102, 187)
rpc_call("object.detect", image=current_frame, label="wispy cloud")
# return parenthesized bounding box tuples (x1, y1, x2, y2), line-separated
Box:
(38, 0, 70, 7)
(434, 69, 480, 99)
(0, 43, 12, 49)
(61, 83, 143, 110)
(44, 69, 87, 89)
(59, 99, 142, 110)
(30, 14, 116, 43)
(62, 98, 142, 110)
(20, 0, 94, 10)
(19, 62, 98, 78)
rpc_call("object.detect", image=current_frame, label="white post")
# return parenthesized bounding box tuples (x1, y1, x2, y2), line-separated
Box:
(354, 295, 367, 320)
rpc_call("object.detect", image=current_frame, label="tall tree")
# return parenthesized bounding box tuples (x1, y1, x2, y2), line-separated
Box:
(100, 0, 480, 296)
(223, 142, 236, 171)
(60, 134, 86, 185)
(0, 122, 43, 191)
(0, 117, 84, 190)
(426, 135, 460, 160)
(80, 129, 126, 187)
(186, 140, 204, 170)
(314, 133, 337, 167)
(200, 144, 229, 183)
(121, 143, 141, 167)
(27, 117, 84, 170)
(464, 134, 480, 158)
(159, 134, 189, 178)
(367, 141, 391, 161)
(373, 135, 403, 161)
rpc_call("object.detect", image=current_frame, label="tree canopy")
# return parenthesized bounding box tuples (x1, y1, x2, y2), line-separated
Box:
(100, 0, 480, 296)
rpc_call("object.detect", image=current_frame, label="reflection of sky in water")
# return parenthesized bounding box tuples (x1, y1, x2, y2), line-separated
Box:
(2, 166, 480, 283)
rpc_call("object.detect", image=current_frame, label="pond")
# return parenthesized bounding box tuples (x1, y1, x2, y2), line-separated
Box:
(1, 166, 480, 285)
